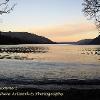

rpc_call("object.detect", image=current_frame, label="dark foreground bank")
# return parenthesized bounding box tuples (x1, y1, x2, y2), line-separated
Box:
(0, 88, 100, 100)
(0, 79, 100, 99)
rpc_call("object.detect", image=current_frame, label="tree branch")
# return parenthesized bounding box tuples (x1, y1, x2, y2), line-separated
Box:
(0, 0, 16, 15)
(82, 0, 100, 33)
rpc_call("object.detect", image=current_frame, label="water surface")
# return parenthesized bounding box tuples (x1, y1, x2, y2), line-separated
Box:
(0, 44, 100, 89)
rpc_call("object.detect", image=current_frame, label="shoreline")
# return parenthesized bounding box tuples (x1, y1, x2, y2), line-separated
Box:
(1, 79, 100, 90)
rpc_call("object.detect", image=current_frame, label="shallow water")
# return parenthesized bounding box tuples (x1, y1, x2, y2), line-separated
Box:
(0, 44, 100, 88)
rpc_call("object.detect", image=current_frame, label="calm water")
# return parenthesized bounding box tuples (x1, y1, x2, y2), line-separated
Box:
(0, 44, 100, 89)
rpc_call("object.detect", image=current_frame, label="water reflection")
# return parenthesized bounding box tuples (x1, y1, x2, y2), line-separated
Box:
(0, 46, 49, 60)
(0, 45, 100, 62)
(81, 48, 100, 55)
(0, 46, 48, 53)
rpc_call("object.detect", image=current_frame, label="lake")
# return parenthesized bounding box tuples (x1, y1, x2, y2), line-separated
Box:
(0, 44, 100, 89)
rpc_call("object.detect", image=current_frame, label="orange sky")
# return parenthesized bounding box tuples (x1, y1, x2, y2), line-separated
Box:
(0, 19, 98, 42)
(0, 0, 99, 42)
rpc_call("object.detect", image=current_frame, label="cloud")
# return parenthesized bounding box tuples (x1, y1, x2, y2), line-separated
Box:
(31, 21, 96, 36)
(29, 21, 97, 42)
(1, 20, 97, 42)
(50, 30, 98, 42)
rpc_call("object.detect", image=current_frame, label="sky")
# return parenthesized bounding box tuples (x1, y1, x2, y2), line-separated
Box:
(0, 0, 99, 42)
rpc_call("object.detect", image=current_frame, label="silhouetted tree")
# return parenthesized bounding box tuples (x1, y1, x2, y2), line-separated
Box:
(0, 0, 16, 15)
(82, 0, 100, 32)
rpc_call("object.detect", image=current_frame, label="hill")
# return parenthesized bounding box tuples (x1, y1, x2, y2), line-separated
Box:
(0, 31, 54, 44)
(76, 39, 92, 45)
(89, 35, 100, 45)
(75, 35, 100, 45)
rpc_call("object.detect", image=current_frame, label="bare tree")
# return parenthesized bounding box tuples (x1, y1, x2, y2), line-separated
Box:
(0, 0, 16, 15)
(82, 0, 100, 32)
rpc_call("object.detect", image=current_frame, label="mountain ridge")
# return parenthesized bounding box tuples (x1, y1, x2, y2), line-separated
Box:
(0, 31, 54, 44)
(75, 35, 100, 45)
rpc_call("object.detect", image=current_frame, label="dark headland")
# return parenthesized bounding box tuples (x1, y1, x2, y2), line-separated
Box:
(0, 31, 55, 44)
(57, 35, 100, 45)
(76, 35, 100, 45)
(0, 31, 100, 45)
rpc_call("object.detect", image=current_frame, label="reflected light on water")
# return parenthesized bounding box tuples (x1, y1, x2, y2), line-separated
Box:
(0, 44, 100, 63)
(0, 46, 49, 60)
(0, 44, 100, 87)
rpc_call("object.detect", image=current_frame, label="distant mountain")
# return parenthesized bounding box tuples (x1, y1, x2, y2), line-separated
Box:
(57, 35, 100, 45)
(76, 39, 92, 45)
(0, 31, 54, 44)
(57, 42, 75, 44)
(75, 35, 100, 45)
(89, 35, 100, 45)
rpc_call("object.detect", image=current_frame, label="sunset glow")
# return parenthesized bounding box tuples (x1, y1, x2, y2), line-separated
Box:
(0, 0, 98, 42)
